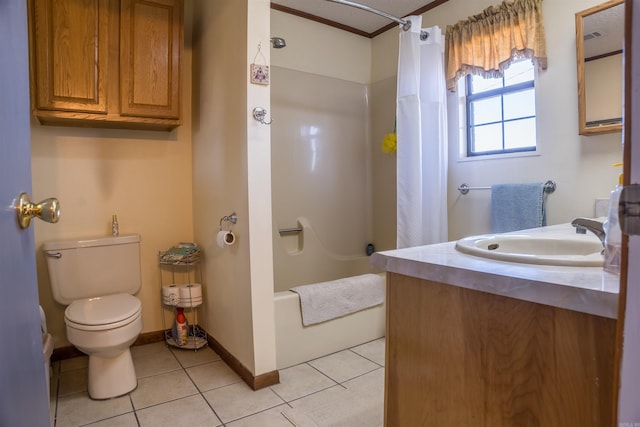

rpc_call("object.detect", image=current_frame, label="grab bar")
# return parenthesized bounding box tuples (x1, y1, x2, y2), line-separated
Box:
(458, 180, 556, 195)
(278, 227, 303, 235)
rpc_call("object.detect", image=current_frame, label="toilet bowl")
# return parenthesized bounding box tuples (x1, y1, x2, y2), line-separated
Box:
(65, 293, 142, 399)
(43, 234, 143, 400)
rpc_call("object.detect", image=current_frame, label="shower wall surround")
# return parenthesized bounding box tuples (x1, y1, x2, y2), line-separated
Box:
(271, 66, 375, 291)
(270, 10, 381, 292)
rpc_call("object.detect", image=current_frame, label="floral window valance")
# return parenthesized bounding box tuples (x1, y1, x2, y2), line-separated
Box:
(445, 0, 547, 91)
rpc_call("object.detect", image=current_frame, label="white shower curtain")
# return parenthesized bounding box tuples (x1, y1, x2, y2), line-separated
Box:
(396, 17, 448, 248)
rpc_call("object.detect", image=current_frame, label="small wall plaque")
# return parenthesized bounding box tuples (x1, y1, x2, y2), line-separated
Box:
(250, 64, 269, 85)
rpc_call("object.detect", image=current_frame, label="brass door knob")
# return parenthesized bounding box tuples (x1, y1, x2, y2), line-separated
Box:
(17, 193, 60, 229)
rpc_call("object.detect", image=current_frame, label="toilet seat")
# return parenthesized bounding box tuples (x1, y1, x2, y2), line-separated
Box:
(65, 294, 142, 332)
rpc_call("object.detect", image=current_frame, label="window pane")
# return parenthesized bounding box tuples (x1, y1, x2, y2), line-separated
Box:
(472, 123, 503, 153)
(504, 118, 536, 150)
(469, 74, 502, 94)
(504, 60, 534, 86)
(503, 89, 535, 120)
(464, 59, 537, 157)
(470, 96, 502, 125)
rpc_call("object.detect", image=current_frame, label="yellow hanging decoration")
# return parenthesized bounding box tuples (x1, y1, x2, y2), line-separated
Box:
(381, 132, 397, 154)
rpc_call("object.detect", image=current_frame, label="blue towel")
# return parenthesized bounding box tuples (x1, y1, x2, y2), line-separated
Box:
(491, 183, 546, 233)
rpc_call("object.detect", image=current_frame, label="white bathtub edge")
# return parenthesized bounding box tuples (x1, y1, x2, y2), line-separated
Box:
(274, 279, 386, 370)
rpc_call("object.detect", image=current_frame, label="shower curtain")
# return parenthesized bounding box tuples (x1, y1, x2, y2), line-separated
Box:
(396, 17, 448, 248)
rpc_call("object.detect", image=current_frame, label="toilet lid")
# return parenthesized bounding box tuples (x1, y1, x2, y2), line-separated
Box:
(65, 294, 141, 326)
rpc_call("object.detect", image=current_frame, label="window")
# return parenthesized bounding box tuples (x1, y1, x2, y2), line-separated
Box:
(465, 60, 537, 157)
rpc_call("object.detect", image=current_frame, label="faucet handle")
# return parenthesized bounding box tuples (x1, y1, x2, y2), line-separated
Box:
(574, 225, 587, 234)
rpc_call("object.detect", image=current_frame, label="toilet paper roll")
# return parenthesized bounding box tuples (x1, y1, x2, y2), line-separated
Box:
(179, 283, 202, 301)
(217, 230, 236, 248)
(178, 298, 203, 308)
(162, 285, 180, 306)
(177, 284, 203, 307)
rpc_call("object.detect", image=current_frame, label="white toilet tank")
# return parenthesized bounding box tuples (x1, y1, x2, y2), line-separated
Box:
(43, 234, 142, 305)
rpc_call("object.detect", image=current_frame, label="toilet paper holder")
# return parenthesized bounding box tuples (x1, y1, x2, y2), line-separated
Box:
(219, 212, 237, 230)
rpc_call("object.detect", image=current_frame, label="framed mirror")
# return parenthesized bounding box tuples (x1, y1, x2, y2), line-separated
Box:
(575, 0, 624, 135)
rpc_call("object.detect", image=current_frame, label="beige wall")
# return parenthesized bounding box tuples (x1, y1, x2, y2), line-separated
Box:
(191, 0, 276, 376)
(32, 4, 194, 349)
(371, 0, 624, 241)
(246, 0, 277, 377)
(271, 10, 371, 83)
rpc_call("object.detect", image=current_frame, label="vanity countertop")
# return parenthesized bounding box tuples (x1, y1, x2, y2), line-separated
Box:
(371, 223, 619, 319)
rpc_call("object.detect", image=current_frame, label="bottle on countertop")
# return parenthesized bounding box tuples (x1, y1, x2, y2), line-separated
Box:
(111, 214, 119, 236)
(603, 164, 623, 274)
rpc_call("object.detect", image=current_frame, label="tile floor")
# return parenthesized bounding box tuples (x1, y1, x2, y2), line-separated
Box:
(49, 338, 385, 426)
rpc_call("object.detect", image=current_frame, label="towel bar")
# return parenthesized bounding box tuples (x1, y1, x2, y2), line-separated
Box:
(458, 180, 556, 195)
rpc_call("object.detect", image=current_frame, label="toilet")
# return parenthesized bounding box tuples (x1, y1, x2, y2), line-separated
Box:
(43, 234, 143, 400)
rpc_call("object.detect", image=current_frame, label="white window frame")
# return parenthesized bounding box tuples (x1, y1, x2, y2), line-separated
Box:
(456, 63, 541, 162)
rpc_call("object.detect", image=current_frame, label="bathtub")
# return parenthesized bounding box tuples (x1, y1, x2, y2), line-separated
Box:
(272, 217, 387, 368)
(274, 273, 386, 369)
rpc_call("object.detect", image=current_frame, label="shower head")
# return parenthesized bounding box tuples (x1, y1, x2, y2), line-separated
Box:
(270, 37, 286, 49)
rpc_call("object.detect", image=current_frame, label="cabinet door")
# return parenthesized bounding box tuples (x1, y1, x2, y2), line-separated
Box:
(29, 0, 109, 113)
(120, 0, 182, 120)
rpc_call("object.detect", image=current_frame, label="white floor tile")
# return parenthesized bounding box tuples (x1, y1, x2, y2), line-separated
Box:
(203, 382, 285, 423)
(130, 369, 199, 410)
(288, 385, 351, 425)
(52, 340, 386, 427)
(171, 345, 221, 368)
(130, 342, 167, 358)
(55, 391, 133, 427)
(271, 363, 337, 402)
(58, 367, 87, 396)
(87, 412, 139, 427)
(351, 337, 386, 366)
(279, 406, 323, 427)
(308, 350, 380, 383)
(136, 394, 222, 427)
(343, 366, 384, 391)
(133, 344, 181, 378)
(289, 381, 383, 427)
(59, 355, 88, 372)
(186, 360, 242, 392)
(227, 404, 315, 427)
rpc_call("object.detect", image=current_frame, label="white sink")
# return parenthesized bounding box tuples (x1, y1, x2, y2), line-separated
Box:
(455, 233, 604, 267)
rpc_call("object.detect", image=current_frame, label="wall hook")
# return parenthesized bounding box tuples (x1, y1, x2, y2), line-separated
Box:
(252, 107, 272, 125)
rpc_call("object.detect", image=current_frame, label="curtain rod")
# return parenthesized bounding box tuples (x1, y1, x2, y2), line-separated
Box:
(324, 0, 412, 31)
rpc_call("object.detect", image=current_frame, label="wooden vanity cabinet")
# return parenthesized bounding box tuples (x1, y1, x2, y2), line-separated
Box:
(385, 273, 616, 426)
(28, 0, 183, 131)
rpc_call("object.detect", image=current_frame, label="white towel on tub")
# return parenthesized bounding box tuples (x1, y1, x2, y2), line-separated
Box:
(291, 273, 385, 326)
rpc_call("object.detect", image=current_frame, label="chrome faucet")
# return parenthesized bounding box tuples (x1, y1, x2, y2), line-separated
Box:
(571, 217, 606, 246)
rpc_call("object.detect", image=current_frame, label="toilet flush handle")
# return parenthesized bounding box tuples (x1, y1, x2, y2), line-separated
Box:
(16, 192, 60, 229)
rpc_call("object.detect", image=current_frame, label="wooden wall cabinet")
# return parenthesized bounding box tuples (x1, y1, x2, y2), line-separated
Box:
(28, 0, 183, 131)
